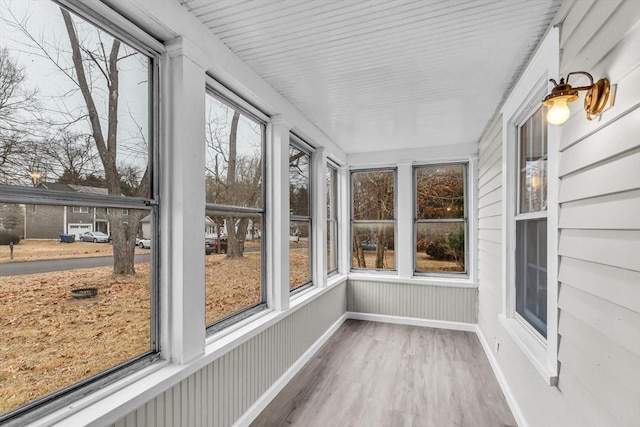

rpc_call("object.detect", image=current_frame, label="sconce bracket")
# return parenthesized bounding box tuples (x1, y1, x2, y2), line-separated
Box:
(584, 78, 610, 120)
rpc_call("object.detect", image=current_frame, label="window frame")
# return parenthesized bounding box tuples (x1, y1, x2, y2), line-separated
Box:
(500, 26, 559, 386)
(350, 167, 397, 272)
(413, 162, 469, 277)
(514, 107, 548, 340)
(72, 206, 90, 213)
(289, 134, 314, 293)
(0, 0, 162, 423)
(203, 84, 268, 332)
(327, 161, 339, 277)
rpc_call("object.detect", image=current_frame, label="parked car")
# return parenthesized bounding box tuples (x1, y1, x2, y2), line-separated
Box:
(360, 241, 377, 251)
(136, 238, 151, 249)
(205, 238, 228, 254)
(79, 231, 111, 243)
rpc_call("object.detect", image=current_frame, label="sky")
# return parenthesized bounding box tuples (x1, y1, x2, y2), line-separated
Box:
(0, 0, 149, 184)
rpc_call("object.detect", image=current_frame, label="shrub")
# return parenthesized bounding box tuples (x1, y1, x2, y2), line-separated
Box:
(425, 238, 455, 261)
(0, 232, 21, 245)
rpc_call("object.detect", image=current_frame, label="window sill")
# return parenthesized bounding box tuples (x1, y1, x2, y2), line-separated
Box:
(348, 272, 478, 288)
(499, 314, 558, 386)
(42, 275, 349, 427)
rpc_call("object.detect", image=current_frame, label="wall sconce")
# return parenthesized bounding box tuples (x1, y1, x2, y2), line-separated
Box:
(542, 71, 610, 125)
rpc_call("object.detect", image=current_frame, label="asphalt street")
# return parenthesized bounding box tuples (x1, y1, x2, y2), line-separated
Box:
(0, 254, 152, 276)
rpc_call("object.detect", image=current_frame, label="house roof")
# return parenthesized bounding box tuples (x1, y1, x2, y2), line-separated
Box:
(37, 182, 108, 195)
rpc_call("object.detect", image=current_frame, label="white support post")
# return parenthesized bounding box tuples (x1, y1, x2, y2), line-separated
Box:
(312, 148, 327, 287)
(338, 165, 350, 275)
(161, 37, 207, 364)
(268, 115, 292, 311)
(396, 162, 413, 278)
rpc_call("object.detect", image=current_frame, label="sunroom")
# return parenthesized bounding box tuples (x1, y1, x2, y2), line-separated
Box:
(0, 0, 638, 426)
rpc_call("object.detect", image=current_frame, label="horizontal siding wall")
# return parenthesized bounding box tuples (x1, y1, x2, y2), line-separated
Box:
(347, 280, 477, 324)
(110, 282, 347, 427)
(476, 113, 505, 339)
(555, 0, 640, 421)
(477, 1, 640, 426)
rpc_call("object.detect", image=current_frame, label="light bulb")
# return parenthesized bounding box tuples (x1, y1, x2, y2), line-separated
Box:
(547, 99, 571, 125)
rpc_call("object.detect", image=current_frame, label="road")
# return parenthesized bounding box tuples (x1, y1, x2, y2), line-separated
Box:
(0, 254, 152, 276)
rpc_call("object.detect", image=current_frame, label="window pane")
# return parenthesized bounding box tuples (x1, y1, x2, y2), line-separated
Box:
(289, 145, 310, 217)
(0, 203, 152, 414)
(0, 1, 150, 198)
(290, 220, 311, 289)
(519, 107, 547, 214)
(352, 170, 394, 220)
(416, 164, 465, 219)
(327, 167, 338, 274)
(416, 222, 465, 273)
(516, 218, 547, 337)
(351, 222, 395, 270)
(205, 94, 263, 209)
(205, 213, 263, 326)
(327, 219, 338, 273)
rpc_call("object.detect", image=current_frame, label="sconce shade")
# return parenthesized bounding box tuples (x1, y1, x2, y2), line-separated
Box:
(542, 72, 610, 124)
(546, 99, 571, 125)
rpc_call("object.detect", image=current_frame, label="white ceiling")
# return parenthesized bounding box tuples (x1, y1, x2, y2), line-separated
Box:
(179, 0, 561, 154)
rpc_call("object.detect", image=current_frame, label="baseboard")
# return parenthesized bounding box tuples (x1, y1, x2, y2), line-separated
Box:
(233, 312, 348, 427)
(476, 326, 527, 427)
(346, 311, 477, 332)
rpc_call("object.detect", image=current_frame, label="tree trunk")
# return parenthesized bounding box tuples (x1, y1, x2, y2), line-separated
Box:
(375, 232, 385, 269)
(62, 8, 139, 275)
(353, 234, 366, 268)
(225, 111, 244, 258)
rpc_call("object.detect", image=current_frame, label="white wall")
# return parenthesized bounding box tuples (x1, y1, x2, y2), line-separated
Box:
(477, 1, 640, 426)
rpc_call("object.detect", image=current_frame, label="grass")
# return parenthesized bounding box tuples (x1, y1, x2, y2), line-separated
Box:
(0, 240, 310, 414)
(351, 249, 461, 272)
(0, 265, 150, 413)
(0, 240, 460, 415)
(0, 239, 149, 264)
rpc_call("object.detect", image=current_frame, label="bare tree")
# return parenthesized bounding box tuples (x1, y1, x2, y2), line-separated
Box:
(0, 47, 38, 184)
(205, 101, 262, 259)
(352, 171, 394, 269)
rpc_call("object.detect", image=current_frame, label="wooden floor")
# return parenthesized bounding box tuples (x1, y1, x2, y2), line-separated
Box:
(251, 320, 516, 427)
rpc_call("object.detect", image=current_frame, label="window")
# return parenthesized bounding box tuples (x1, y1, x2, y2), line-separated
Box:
(327, 163, 338, 275)
(204, 89, 266, 329)
(0, 0, 158, 422)
(122, 209, 129, 215)
(414, 163, 467, 275)
(515, 107, 548, 337)
(499, 27, 558, 384)
(351, 169, 396, 271)
(289, 138, 312, 291)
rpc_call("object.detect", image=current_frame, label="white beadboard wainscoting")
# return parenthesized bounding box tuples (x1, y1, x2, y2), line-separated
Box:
(106, 277, 480, 427)
(347, 279, 478, 326)
(109, 282, 347, 427)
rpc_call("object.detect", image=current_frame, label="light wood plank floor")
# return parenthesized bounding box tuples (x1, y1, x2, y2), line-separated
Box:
(251, 320, 516, 427)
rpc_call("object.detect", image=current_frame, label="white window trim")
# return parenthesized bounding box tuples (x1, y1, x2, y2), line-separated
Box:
(412, 161, 470, 278)
(500, 26, 559, 385)
(348, 156, 478, 286)
(349, 167, 398, 273)
(326, 161, 340, 277)
(289, 135, 315, 292)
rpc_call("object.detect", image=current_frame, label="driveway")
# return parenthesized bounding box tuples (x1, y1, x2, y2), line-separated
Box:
(0, 254, 152, 276)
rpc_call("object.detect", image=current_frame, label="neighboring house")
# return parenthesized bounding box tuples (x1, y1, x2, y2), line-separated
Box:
(25, 182, 130, 240)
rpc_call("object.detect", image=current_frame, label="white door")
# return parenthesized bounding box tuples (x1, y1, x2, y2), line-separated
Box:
(68, 224, 92, 240)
